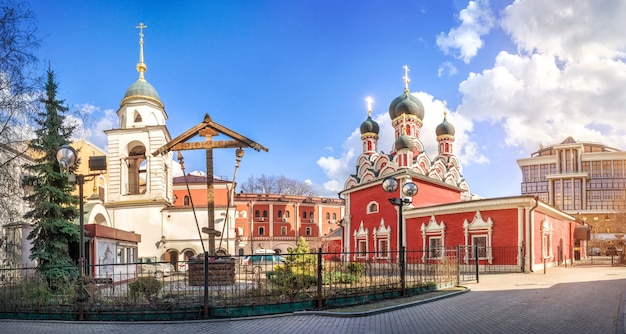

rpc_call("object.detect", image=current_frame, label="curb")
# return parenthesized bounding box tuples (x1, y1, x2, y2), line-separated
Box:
(294, 286, 470, 318)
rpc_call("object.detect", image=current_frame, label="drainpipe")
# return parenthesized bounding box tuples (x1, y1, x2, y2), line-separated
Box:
(528, 196, 539, 272)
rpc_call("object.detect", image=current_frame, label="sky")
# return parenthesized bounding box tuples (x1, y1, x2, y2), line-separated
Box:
(27, 0, 626, 199)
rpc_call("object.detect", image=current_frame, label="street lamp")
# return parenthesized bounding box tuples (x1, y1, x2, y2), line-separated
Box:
(56, 144, 105, 317)
(382, 176, 418, 296)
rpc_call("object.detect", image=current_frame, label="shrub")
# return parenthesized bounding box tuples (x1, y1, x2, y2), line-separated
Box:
(267, 267, 316, 301)
(129, 277, 162, 301)
(346, 262, 364, 277)
(323, 271, 358, 284)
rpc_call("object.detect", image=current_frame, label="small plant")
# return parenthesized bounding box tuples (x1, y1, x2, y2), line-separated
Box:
(346, 262, 365, 277)
(323, 271, 358, 284)
(129, 277, 162, 302)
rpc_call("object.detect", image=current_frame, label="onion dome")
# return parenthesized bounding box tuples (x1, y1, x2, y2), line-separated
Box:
(360, 115, 379, 135)
(123, 79, 161, 101)
(394, 132, 414, 151)
(388, 65, 424, 121)
(436, 103, 455, 136)
(436, 113, 455, 136)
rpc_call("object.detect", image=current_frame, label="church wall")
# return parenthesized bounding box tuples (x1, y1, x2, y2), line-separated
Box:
(109, 204, 165, 259)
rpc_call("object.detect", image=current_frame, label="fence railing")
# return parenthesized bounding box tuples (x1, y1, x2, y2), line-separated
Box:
(0, 246, 521, 321)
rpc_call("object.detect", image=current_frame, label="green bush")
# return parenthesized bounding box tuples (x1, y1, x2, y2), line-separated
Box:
(129, 277, 162, 301)
(267, 267, 316, 301)
(322, 271, 358, 284)
(346, 262, 364, 277)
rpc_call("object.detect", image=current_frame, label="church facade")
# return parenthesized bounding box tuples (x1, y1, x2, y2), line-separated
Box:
(340, 67, 588, 272)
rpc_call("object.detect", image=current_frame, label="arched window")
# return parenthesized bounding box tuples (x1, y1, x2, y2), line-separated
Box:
(278, 210, 283, 218)
(133, 110, 142, 123)
(255, 210, 260, 217)
(303, 212, 307, 219)
(332, 213, 337, 219)
(126, 145, 147, 195)
(259, 227, 265, 236)
(326, 212, 330, 219)
(238, 248, 245, 256)
(367, 202, 379, 213)
(310, 212, 314, 218)
(305, 227, 311, 236)
(281, 226, 287, 235)
(285, 211, 290, 218)
(262, 210, 268, 218)
(183, 196, 190, 206)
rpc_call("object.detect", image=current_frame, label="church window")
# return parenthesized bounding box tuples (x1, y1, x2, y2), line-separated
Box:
(373, 219, 390, 259)
(126, 145, 147, 195)
(428, 237, 442, 258)
(134, 110, 142, 123)
(471, 235, 487, 259)
(259, 227, 265, 236)
(358, 240, 367, 257)
(367, 201, 379, 213)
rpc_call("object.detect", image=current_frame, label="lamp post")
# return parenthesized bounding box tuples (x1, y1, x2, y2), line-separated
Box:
(382, 176, 418, 296)
(56, 145, 104, 318)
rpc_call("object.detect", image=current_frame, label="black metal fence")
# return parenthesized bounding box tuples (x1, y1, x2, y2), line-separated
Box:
(0, 246, 522, 321)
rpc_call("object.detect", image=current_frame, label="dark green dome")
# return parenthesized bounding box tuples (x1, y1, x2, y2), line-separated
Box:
(360, 116, 379, 135)
(123, 79, 160, 102)
(436, 116, 455, 136)
(394, 133, 414, 151)
(389, 92, 424, 121)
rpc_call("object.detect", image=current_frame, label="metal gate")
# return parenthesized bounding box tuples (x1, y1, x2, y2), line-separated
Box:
(455, 245, 524, 284)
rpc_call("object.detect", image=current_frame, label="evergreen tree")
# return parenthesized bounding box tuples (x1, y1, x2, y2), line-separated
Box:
(24, 67, 79, 288)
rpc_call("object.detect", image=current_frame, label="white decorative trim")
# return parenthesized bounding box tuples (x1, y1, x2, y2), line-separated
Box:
(373, 219, 391, 259)
(463, 211, 494, 264)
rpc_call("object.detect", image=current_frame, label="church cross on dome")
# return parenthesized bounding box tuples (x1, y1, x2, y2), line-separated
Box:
(366, 96, 373, 117)
(135, 22, 148, 80)
(402, 65, 410, 93)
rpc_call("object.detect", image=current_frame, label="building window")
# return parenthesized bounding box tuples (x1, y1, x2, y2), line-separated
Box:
(378, 239, 389, 258)
(428, 237, 442, 258)
(326, 212, 330, 219)
(255, 210, 260, 218)
(183, 196, 190, 206)
(259, 227, 265, 236)
(332, 213, 337, 220)
(367, 202, 379, 213)
(263, 210, 268, 218)
(303, 212, 307, 219)
(358, 240, 367, 257)
(471, 235, 487, 259)
(277, 210, 283, 218)
(310, 211, 314, 218)
(285, 211, 290, 218)
(305, 227, 311, 236)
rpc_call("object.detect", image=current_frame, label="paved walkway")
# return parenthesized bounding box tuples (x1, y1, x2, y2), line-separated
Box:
(1, 265, 625, 334)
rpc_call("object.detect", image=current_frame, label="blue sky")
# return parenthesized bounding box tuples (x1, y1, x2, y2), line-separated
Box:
(29, 0, 626, 198)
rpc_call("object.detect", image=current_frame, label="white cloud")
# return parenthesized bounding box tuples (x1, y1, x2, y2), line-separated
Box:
(437, 62, 458, 77)
(457, 0, 626, 153)
(436, 0, 495, 63)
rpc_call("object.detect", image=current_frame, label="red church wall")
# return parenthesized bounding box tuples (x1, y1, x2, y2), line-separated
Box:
(411, 180, 462, 207)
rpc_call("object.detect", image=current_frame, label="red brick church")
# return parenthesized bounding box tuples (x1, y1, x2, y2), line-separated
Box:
(338, 67, 588, 272)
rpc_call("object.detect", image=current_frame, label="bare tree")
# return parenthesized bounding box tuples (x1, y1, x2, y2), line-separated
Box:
(0, 0, 41, 269)
(239, 174, 313, 196)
